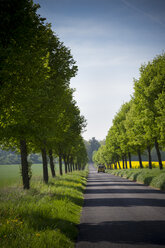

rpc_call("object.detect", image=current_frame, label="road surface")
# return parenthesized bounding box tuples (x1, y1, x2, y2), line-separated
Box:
(76, 164, 165, 248)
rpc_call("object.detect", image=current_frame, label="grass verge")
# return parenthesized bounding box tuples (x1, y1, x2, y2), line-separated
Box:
(0, 168, 88, 248)
(106, 168, 165, 190)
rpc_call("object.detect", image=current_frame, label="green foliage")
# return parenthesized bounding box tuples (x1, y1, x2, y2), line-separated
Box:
(84, 137, 100, 163)
(133, 53, 165, 147)
(107, 168, 165, 190)
(94, 52, 165, 169)
(0, 0, 87, 188)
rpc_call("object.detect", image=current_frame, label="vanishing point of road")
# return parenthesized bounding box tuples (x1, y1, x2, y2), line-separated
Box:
(76, 164, 165, 248)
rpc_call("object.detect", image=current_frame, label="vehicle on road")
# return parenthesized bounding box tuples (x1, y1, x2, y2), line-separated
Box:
(98, 165, 105, 173)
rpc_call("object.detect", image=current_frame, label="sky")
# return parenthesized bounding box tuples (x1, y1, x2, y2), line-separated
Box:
(34, 0, 165, 141)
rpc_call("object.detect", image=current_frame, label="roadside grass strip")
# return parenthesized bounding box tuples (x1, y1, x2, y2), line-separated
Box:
(107, 166, 165, 190)
(0, 169, 88, 248)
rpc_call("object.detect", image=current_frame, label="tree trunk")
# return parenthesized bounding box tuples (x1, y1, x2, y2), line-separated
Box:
(63, 155, 68, 174)
(155, 139, 163, 170)
(72, 162, 75, 171)
(70, 163, 72, 172)
(59, 155, 63, 175)
(20, 139, 30, 189)
(125, 155, 128, 169)
(118, 161, 121, 169)
(41, 147, 48, 183)
(70, 157, 73, 172)
(147, 146, 152, 169)
(67, 155, 71, 172)
(137, 149, 143, 168)
(49, 149, 56, 177)
(128, 152, 132, 169)
(71, 157, 75, 171)
(114, 162, 117, 169)
(108, 163, 112, 169)
(122, 157, 125, 169)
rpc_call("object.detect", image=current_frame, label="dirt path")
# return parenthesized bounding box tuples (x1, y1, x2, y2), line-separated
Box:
(76, 164, 165, 248)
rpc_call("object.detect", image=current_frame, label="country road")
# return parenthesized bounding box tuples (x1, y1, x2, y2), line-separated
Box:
(76, 164, 165, 248)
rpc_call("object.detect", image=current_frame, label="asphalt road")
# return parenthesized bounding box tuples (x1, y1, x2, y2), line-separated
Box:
(76, 164, 165, 248)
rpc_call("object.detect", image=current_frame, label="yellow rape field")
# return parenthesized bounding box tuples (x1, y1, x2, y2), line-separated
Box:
(109, 161, 165, 170)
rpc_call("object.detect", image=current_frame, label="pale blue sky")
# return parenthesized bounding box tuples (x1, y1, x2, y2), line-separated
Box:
(34, 0, 165, 140)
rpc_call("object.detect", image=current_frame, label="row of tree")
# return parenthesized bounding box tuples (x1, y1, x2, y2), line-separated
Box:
(93, 53, 165, 170)
(0, 0, 88, 189)
(84, 137, 101, 163)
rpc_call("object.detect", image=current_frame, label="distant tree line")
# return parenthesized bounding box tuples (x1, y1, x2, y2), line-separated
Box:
(0, 0, 88, 189)
(0, 149, 43, 165)
(84, 137, 101, 163)
(93, 53, 165, 170)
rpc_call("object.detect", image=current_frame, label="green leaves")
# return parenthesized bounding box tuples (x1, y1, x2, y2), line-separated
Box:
(94, 53, 165, 167)
(0, 0, 87, 187)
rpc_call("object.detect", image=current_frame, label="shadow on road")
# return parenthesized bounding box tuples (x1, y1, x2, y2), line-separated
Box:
(84, 197, 165, 207)
(87, 179, 133, 183)
(85, 188, 164, 194)
(78, 220, 165, 245)
(87, 183, 153, 187)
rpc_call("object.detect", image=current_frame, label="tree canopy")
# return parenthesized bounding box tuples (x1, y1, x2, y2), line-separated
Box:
(93, 53, 165, 170)
(0, 0, 87, 189)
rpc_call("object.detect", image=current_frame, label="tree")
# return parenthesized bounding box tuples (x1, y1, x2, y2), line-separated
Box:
(88, 137, 100, 163)
(155, 88, 165, 147)
(125, 100, 146, 169)
(0, 0, 51, 189)
(0, 0, 82, 188)
(133, 53, 165, 169)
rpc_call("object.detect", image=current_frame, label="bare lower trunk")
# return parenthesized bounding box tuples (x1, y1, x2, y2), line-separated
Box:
(122, 157, 125, 169)
(41, 147, 48, 183)
(114, 162, 117, 169)
(59, 155, 63, 175)
(20, 139, 30, 189)
(118, 161, 121, 169)
(70, 163, 72, 172)
(63, 155, 68, 174)
(71, 157, 74, 171)
(67, 156, 71, 172)
(72, 162, 75, 171)
(155, 139, 163, 170)
(137, 149, 143, 168)
(125, 155, 128, 169)
(128, 152, 132, 169)
(147, 146, 152, 169)
(70, 157, 73, 172)
(108, 164, 112, 169)
(49, 149, 56, 177)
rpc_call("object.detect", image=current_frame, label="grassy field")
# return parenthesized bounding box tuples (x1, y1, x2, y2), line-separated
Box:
(0, 163, 64, 189)
(107, 167, 165, 190)
(0, 165, 88, 248)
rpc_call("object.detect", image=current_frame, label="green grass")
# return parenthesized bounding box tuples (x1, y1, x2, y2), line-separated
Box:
(0, 167, 88, 248)
(0, 163, 65, 189)
(107, 168, 165, 190)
